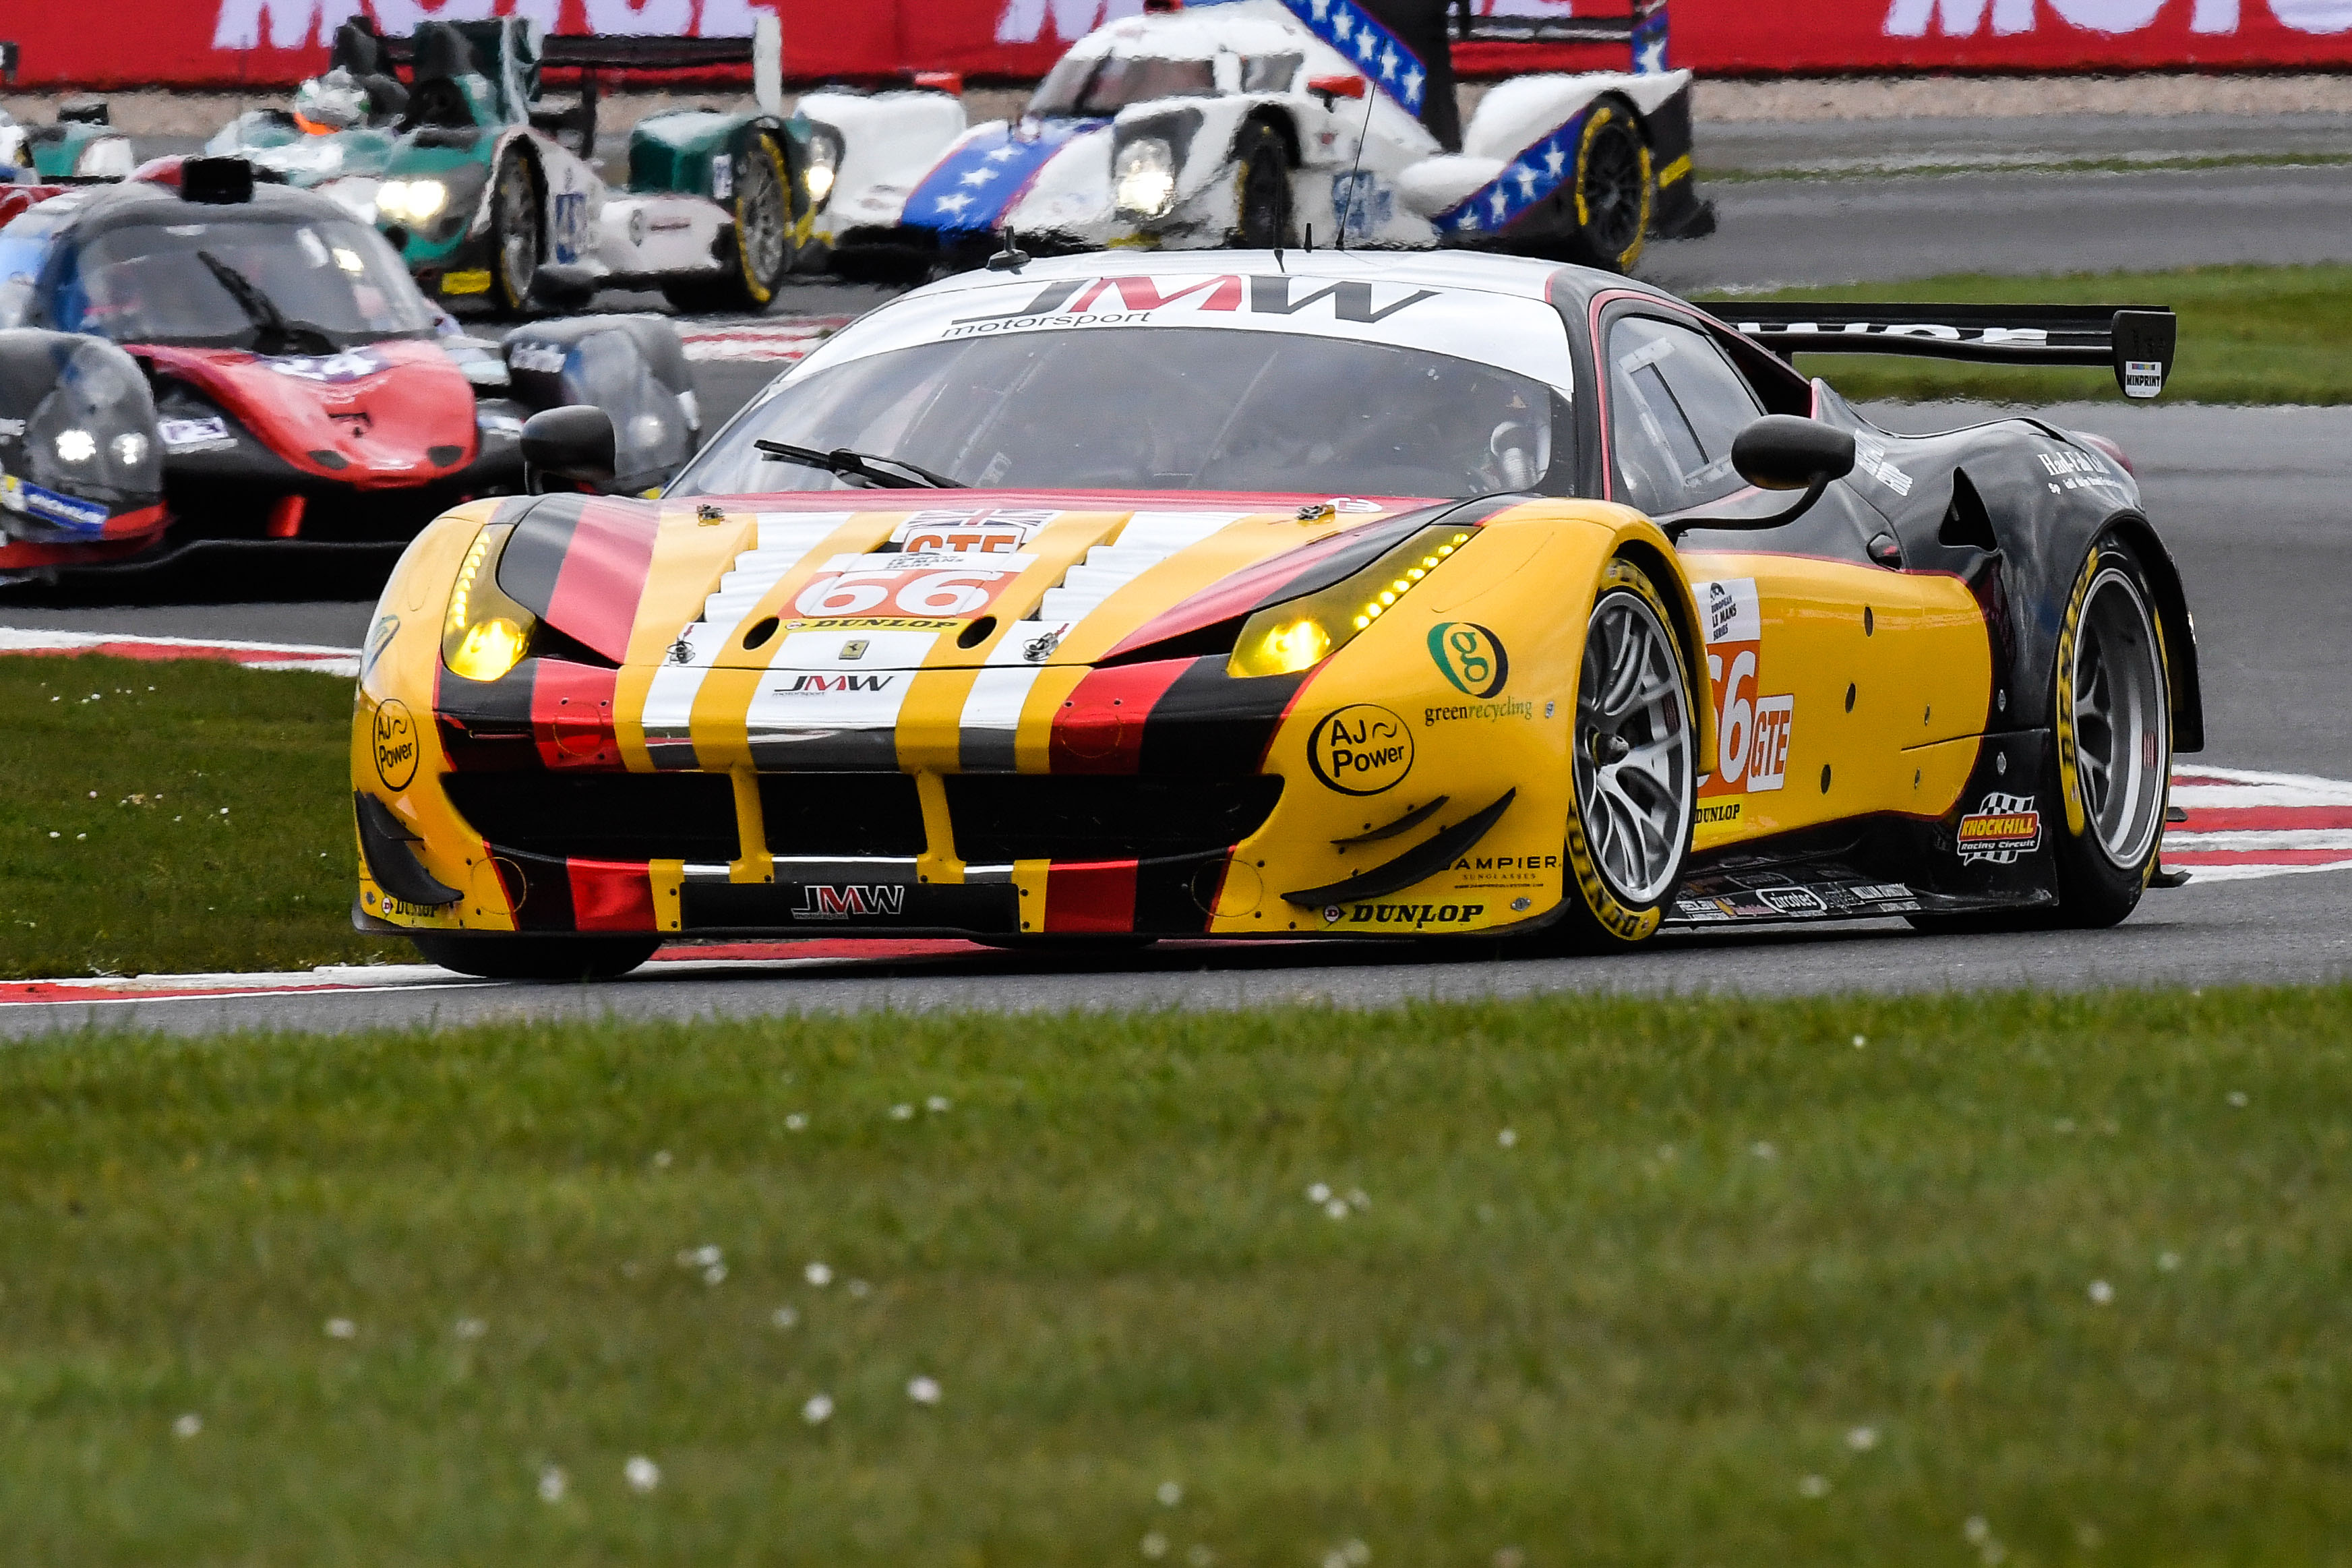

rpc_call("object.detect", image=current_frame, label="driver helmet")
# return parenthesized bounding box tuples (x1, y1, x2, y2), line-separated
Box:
(293, 69, 369, 135)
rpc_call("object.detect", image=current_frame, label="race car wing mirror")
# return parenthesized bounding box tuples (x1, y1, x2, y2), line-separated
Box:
(522, 405, 617, 494)
(1664, 415, 1855, 538)
(1309, 74, 1367, 109)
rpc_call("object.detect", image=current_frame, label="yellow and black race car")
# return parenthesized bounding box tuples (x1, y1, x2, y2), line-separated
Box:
(350, 249, 2195, 979)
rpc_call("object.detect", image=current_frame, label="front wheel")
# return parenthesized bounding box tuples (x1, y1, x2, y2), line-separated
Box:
(2049, 535, 2173, 925)
(409, 931, 659, 982)
(666, 132, 795, 313)
(1232, 123, 1293, 249)
(1550, 555, 1698, 951)
(487, 146, 541, 317)
(1559, 104, 1652, 274)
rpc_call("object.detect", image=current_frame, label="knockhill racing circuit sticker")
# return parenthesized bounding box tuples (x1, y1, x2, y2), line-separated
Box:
(1956, 792, 2043, 864)
(1428, 622, 1507, 698)
(1309, 704, 1413, 795)
(371, 698, 419, 791)
(1695, 578, 1794, 820)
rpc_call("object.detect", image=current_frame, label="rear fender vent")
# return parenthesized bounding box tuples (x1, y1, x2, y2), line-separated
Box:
(1939, 469, 1999, 553)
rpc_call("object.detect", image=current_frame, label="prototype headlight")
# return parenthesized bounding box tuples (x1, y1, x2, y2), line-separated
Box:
(1114, 137, 1177, 220)
(804, 131, 840, 208)
(381, 178, 451, 222)
(1226, 525, 1473, 678)
(442, 526, 538, 684)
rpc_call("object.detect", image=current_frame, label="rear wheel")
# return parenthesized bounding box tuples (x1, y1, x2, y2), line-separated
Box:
(1908, 533, 2173, 934)
(488, 145, 541, 316)
(1232, 123, 1293, 249)
(1559, 104, 1652, 273)
(663, 131, 794, 313)
(409, 931, 659, 982)
(1550, 556, 1697, 951)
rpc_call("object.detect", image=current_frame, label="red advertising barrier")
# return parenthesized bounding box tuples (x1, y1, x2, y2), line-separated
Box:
(4, 0, 2349, 89)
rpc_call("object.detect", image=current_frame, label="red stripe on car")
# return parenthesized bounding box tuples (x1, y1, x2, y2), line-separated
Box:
(566, 859, 657, 930)
(1050, 659, 1193, 775)
(531, 661, 621, 770)
(543, 501, 660, 665)
(1044, 861, 1139, 932)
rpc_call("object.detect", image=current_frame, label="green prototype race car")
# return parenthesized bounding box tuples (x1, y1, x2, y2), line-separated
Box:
(206, 14, 829, 315)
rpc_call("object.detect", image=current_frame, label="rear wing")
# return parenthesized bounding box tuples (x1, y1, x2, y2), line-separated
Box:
(1447, 0, 1670, 72)
(1721, 303, 2179, 400)
(376, 14, 783, 115)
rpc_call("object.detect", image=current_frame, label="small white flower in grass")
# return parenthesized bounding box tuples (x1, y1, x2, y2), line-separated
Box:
(1141, 1534, 1170, 1560)
(1341, 1542, 1370, 1565)
(88, 791, 96, 799)
(1157, 1480, 1183, 1507)
(1492, 1551, 1525, 1568)
(1799, 1474, 1830, 1497)
(1325, 1199, 1350, 1219)
(218, 808, 228, 816)
(2053, 1118, 2076, 1134)
(624, 1455, 660, 1492)
(47, 831, 58, 839)
(2088, 1279, 2114, 1305)
(804, 1261, 833, 1287)
(325, 1317, 356, 1339)
(907, 1375, 941, 1405)
(1347, 1188, 1369, 1210)
(1306, 1182, 1331, 1204)
(652, 1149, 673, 1169)
(537, 1464, 567, 1502)
(1187, 1546, 1215, 1568)
(2158, 1250, 2181, 1272)
(1497, 1127, 1517, 1147)
(772, 1305, 800, 1329)
(2227, 1091, 2248, 1108)
(890, 1102, 915, 1120)
(678, 1244, 723, 1269)
(1852, 1033, 1867, 1048)
(76, 833, 85, 841)
(703, 1263, 727, 1285)
(1846, 1424, 1879, 1451)
(926, 1095, 951, 1112)
(454, 1317, 486, 1339)
(172, 1412, 202, 1439)
(802, 1393, 834, 1424)
(784, 1113, 808, 1132)
(1964, 1517, 1991, 1545)
(846, 1278, 870, 1298)
(1751, 1141, 1777, 1160)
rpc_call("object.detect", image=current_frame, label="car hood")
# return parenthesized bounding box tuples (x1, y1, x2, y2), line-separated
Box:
(141, 338, 478, 487)
(489, 487, 1459, 675)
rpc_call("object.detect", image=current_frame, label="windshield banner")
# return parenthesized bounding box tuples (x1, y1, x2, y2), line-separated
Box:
(9, 0, 2349, 87)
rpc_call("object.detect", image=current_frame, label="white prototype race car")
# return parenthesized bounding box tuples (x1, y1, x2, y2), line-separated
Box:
(803, 0, 1712, 278)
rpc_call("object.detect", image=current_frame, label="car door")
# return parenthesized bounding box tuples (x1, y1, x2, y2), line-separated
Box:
(1598, 307, 1995, 854)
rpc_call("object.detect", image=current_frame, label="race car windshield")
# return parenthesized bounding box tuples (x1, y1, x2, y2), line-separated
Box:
(671, 327, 1567, 501)
(1029, 54, 1218, 117)
(49, 215, 437, 349)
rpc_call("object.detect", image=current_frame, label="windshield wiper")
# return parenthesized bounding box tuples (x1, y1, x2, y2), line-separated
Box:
(753, 438, 965, 490)
(195, 250, 336, 357)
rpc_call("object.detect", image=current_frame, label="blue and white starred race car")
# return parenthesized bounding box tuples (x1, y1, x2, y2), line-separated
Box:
(803, 0, 1712, 278)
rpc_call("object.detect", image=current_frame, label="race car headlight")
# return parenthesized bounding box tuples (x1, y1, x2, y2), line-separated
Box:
(804, 131, 840, 209)
(442, 525, 538, 683)
(1226, 525, 1472, 678)
(1114, 138, 1177, 220)
(54, 428, 96, 464)
(380, 178, 449, 223)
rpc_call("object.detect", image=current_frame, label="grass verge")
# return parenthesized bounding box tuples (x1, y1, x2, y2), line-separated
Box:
(0, 654, 396, 977)
(1694, 264, 2352, 406)
(5, 988, 2348, 1562)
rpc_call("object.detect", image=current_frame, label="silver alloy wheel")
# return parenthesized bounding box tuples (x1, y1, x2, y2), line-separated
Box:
(1574, 587, 1695, 905)
(737, 143, 788, 283)
(2070, 564, 2169, 868)
(497, 155, 537, 300)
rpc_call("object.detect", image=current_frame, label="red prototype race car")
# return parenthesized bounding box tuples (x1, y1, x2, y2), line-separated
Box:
(0, 156, 697, 586)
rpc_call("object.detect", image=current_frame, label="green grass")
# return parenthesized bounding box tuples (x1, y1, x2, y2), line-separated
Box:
(1701, 151, 2352, 185)
(0, 655, 397, 978)
(1694, 264, 2352, 406)
(5, 988, 2349, 1563)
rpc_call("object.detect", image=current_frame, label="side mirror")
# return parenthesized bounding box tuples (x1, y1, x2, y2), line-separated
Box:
(1309, 74, 1368, 109)
(1730, 415, 1855, 491)
(522, 405, 615, 494)
(1665, 417, 1857, 539)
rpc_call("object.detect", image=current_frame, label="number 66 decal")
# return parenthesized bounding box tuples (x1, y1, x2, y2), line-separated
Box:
(795, 569, 1016, 620)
